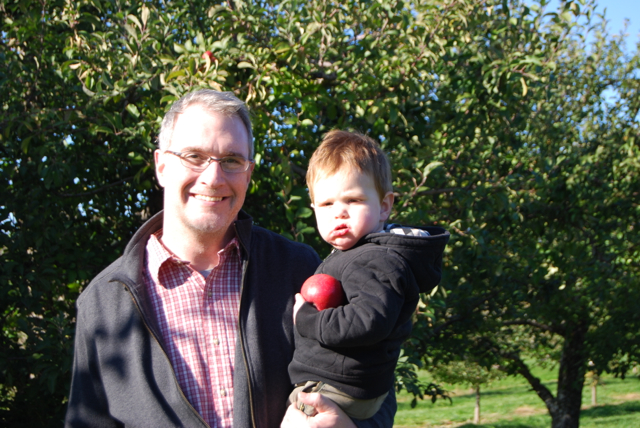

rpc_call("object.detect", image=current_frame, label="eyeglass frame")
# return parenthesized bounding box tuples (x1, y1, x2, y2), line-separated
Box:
(164, 150, 255, 173)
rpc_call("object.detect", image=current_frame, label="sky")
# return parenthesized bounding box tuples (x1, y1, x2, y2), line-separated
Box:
(547, 0, 640, 46)
(542, 1, 639, 115)
(592, 0, 640, 42)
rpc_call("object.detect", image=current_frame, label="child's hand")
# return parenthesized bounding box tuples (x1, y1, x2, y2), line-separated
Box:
(293, 293, 306, 325)
(281, 392, 356, 428)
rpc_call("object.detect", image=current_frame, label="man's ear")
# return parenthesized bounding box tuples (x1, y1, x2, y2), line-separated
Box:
(245, 161, 255, 186)
(380, 191, 394, 222)
(154, 149, 166, 188)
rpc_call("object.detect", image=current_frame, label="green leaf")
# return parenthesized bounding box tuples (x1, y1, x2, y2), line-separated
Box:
(82, 85, 96, 97)
(298, 227, 316, 235)
(91, 126, 113, 135)
(101, 72, 114, 89)
(126, 104, 140, 118)
(296, 207, 313, 218)
(20, 136, 32, 153)
(166, 69, 186, 82)
(422, 161, 443, 178)
(141, 6, 150, 26)
(128, 14, 142, 30)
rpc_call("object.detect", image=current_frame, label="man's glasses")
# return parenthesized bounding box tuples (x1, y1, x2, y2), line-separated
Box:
(165, 150, 254, 173)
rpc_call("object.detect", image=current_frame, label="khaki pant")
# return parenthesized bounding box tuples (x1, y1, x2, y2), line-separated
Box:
(289, 381, 388, 420)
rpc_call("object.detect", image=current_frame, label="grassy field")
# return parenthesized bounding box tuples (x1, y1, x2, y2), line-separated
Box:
(394, 368, 640, 427)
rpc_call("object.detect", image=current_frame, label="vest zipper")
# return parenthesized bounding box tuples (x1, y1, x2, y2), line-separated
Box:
(237, 255, 257, 427)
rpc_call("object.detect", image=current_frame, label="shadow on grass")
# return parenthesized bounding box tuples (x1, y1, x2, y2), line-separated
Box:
(456, 423, 535, 428)
(397, 385, 547, 409)
(581, 400, 640, 417)
(455, 389, 522, 399)
(450, 401, 640, 428)
(449, 385, 554, 400)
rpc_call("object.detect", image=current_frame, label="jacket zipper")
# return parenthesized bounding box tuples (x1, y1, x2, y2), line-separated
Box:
(237, 246, 257, 428)
(119, 280, 211, 428)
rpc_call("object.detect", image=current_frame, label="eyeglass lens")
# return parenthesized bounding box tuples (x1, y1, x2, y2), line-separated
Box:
(176, 151, 250, 173)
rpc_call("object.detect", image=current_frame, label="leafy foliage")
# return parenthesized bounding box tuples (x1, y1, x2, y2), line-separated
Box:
(1, 0, 638, 426)
(431, 360, 506, 390)
(396, 350, 452, 408)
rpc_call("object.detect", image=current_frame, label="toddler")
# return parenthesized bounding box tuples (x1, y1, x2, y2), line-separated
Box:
(288, 130, 450, 419)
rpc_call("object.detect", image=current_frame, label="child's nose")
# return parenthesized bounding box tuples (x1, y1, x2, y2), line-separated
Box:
(334, 203, 348, 218)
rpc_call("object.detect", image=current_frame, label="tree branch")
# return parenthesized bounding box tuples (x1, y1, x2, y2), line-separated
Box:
(186, 0, 207, 35)
(429, 314, 463, 338)
(58, 177, 134, 197)
(414, 187, 462, 196)
(502, 351, 558, 416)
(288, 160, 307, 178)
(426, 290, 499, 340)
(502, 319, 565, 336)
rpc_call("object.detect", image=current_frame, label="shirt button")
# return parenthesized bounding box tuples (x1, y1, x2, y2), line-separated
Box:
(220, 388, 227, 397)
(213, 338, 220, 346)
(207, 290, 213, 298)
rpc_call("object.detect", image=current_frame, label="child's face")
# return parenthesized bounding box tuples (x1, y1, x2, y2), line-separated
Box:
(311, 167, 393, 251)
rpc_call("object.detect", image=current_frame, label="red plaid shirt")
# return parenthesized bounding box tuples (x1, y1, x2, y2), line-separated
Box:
(144, 230, 242, 428)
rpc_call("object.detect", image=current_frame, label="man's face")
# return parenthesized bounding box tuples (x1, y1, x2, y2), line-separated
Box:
(311, 166, 393, 251)
(155, 105, 254, 241)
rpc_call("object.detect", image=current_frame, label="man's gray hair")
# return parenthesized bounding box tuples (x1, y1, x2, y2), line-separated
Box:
(157, 89, 254, 158)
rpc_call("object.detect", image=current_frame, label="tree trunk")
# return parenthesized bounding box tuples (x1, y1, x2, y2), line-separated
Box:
(473, 385, 481, 424)
(550, 322, 589, 428)
(589, 371, 599, 406)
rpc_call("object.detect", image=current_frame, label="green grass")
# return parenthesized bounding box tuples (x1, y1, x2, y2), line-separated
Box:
(394, 368, 640, 427)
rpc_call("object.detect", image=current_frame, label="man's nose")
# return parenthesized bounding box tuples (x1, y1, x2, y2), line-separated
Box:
(198, 160, 226, 185)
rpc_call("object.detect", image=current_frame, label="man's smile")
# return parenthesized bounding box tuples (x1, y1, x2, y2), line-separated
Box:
(193, 194, 224, 202)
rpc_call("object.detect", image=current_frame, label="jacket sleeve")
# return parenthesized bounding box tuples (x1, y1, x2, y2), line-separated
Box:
(353, 388, 397, 428)
(296, 250, 410, 347)
(65, 301, 120, 428)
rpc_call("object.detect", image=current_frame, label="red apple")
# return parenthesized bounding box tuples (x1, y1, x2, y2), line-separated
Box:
(300, 274, 345, 310)
(201, 51, 215, 61)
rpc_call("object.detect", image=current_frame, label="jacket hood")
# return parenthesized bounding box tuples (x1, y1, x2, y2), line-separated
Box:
(364, 226, 450, 293)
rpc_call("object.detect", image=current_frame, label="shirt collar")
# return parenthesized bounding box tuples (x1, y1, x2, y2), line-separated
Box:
(146, 229, 240, 279)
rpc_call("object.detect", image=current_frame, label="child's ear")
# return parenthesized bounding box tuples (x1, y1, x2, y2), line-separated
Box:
(380, 191, 394, 222)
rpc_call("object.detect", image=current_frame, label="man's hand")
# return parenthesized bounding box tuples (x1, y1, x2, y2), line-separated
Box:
(293, 293, 306, 325)
(281, 392, 357, 428)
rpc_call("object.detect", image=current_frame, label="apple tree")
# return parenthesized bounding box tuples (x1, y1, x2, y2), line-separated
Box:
(431, 360, 506, 424)
(397, 2, 640, 428)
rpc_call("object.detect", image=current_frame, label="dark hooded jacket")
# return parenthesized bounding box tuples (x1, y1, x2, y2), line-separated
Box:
(289, 226, 450, 399)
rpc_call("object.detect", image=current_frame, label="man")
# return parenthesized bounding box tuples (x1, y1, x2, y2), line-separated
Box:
(65, 90, 396, 427)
